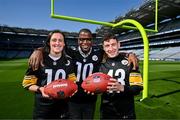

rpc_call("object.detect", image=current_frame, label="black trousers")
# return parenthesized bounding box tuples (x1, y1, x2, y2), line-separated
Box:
(33, 99, 69, 119)
(68, 101, 96, 119)
(100, 105, 136, 119)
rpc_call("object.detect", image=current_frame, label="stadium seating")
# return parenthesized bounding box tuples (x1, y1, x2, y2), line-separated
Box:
(126, 46, 180, 61)
(0, 0, 179, 60)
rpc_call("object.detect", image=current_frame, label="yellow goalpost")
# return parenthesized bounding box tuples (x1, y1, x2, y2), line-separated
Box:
(50, 0, 159, 100)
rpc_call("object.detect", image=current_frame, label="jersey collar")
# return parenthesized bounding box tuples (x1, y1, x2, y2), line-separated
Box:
(78, 46, 92, 58)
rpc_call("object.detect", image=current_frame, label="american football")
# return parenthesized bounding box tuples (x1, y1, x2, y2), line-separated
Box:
(44, 79, 78, 99)
(81, 72, 112, 94)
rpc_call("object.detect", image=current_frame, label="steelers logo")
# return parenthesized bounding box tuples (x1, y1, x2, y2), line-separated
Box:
(121, 60, 128, 65)
(92, 55, 98, 61)
(111, 63, 115, 66)
(65, 60, 70, 66)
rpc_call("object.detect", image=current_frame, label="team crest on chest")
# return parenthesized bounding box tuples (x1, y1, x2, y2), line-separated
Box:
(111, 62, 115, 66)
(53, 61, 57, 66)
(83, 59, 87, 62)
(121, 60, 128, 65)
(92, 55, 98, 61)
(65, 60, 70, 66)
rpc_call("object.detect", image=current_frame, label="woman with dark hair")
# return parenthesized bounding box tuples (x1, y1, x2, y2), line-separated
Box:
(22, 30, 76, 119)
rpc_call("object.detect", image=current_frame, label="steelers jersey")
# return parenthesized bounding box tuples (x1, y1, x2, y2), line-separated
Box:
(66, 47, 104, 103)
(100, 53, 130, 86)
(99, 53, 143, 115)
(24, 53, 76, 98)
(23, 53, 76, 118)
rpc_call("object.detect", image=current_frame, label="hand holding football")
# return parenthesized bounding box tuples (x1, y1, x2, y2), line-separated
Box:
(81, 72, 112, 94)
(44, 79, 77, 99)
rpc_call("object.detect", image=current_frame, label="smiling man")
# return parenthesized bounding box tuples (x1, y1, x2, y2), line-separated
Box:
(99, 33, 143, 119)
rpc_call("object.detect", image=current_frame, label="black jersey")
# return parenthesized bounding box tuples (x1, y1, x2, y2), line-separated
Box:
(25, 53, 76, 118)
(66, 47, 103, 103)
(99, 53, 142, 117)
(26, 53, 75, 88)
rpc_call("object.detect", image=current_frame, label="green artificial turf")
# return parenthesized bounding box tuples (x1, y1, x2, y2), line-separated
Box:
(0, 59, 33, 119)
(135, 61, 180, 119)
(0, 59, 179, 119)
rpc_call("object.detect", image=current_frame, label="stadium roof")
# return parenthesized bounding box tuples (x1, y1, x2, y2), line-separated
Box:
(125, 0, 180, 26)
(96, 0, 180, 35)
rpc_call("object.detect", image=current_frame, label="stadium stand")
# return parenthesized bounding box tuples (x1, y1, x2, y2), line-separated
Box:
(0, 26, 78, 59)
(0, 0, 180, 61)
(96, 0, 180, 61)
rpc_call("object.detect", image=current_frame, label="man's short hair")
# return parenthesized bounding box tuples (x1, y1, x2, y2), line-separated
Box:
(102, 33, 118, 43)
(78, 28, 92, 36)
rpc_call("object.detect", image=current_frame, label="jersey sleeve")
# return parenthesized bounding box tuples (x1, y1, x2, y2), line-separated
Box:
(129, 71, 143, 86)
(22, 68, 38, 89)
(123, 85, 143, 95)
(67, 73, 76, 82)
(123, 70, 143, 95)
(66, 58, 77, 82)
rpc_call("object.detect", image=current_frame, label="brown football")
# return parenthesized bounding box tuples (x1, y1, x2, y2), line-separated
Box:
(81, 72, 112, 94)
(44, 79, 77, 99)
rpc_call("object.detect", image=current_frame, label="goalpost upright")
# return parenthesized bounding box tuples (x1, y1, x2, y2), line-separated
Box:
(50, 0, 159, 100)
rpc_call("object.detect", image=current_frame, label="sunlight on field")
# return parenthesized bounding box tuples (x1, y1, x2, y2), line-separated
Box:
(0, 59, 179, 119)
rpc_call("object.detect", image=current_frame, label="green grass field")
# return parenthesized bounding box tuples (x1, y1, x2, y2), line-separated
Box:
(0, 59, 179, 119)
